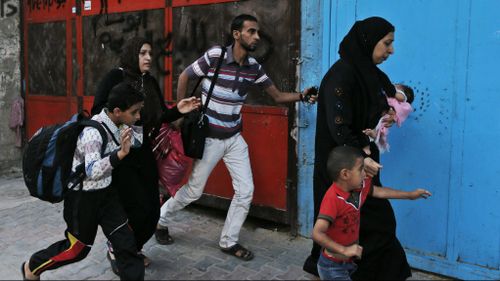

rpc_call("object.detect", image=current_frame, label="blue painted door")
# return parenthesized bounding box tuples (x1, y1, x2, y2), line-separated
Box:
(454, 0, 500, 274)
(319, 0, 500, 279)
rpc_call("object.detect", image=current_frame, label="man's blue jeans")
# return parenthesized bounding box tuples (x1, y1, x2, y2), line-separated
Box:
(317, 253, 357, 280)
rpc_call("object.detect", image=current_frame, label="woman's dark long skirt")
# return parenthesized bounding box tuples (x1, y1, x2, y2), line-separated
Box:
(351, 143, 411, 280)
(112, 144, 160, 251)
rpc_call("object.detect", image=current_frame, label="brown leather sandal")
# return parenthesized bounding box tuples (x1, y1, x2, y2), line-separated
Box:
(220, 244, 254, 261)
(155, 227, 174, 245)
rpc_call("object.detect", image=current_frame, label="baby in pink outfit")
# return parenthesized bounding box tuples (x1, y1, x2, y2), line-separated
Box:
(363, 84, 414, 153)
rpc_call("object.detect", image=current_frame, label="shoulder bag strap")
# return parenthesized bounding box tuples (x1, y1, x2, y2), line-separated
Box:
(189, 77, 203, 98)
(201, 46, 226, 114)
(188, 46, 227, 113)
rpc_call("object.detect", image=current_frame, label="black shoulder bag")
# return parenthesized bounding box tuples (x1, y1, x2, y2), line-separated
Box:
(181, 46, 226, 159)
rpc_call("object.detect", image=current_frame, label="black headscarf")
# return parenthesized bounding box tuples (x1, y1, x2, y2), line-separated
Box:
(120, 37, 150, 75)
(120, 37, 164, 136)
(339, 16, 396, 127)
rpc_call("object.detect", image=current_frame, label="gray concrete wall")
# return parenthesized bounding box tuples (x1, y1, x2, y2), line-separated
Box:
(0, 0, 22, 175)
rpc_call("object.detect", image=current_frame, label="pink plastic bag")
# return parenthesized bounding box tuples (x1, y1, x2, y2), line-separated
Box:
(152, 123, 192, 197)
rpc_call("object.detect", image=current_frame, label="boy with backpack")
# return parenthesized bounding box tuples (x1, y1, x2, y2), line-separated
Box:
(312, 146, 431, 280)
(21, 82, 145, 280)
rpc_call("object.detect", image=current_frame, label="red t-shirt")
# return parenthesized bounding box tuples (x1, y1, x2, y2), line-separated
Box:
(318, 178, 372, 246)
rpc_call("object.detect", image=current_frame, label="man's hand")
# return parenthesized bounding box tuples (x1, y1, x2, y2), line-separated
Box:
(409, 188, 432, 200)
(118, 128, 132, 160)
(364, 157, 382, 178)
(177, 96, 201, 114)
(302, 87, 318, 104)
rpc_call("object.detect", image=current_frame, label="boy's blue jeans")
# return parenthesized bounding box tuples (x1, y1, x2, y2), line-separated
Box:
(317, 253, 358, 280)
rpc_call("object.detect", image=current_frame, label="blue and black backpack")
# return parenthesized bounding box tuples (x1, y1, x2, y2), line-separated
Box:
(22, 113, 108, 203)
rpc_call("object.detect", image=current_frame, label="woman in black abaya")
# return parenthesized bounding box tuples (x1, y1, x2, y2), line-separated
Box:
(303, 17, 412, 280)
(92, 37, 200, 272)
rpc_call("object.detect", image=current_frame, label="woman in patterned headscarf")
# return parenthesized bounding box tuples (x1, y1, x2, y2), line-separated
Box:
(92, 37, 200, 273)
(304, 17, 412, 280)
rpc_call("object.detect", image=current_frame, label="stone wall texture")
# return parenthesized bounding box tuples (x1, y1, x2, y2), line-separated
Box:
(0, 0, 22, 175)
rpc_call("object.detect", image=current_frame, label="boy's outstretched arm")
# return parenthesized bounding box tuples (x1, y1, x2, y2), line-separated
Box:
(372, 185, 432, 200)
(312, 218, 363, 259)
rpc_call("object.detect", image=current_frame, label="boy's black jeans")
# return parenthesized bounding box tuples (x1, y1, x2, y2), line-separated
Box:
(28, 187, 144, 280)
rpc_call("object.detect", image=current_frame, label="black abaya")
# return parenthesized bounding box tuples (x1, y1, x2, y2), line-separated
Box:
(307, 17, 411, 280)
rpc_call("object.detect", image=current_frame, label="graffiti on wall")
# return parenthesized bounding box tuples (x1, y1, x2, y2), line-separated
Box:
(170, 2, 288, 104)
(1, 0, 18, 17)
(175, 18, 208, 55)
(155, 32, 172, 76)
(92, 11, 150, 54)
(90, 13, 273, 79)
(83, 9, 168, 95)
(25, 0, 294, 103)
(0, 71, 13, 93)
(89, 9, 178, 77)
(27, 21, 67, 96)
(98, 0, 123, 15)
(172, 17, 275, 64)
(27, 0, 66, 12)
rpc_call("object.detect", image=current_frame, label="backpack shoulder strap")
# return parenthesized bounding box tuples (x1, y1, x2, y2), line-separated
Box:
(99, 122, 120, 146)
(79, 119, 111, 156)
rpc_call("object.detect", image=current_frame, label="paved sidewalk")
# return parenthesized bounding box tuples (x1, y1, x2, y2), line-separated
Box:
(0, 175, 448, 280)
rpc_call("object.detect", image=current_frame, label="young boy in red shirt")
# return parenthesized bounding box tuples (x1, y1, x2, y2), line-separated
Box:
(312, 146, 431, 280)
